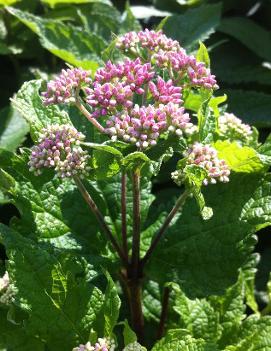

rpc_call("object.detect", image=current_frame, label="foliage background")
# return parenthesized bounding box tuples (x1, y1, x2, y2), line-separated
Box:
(0, 0, 271, 348)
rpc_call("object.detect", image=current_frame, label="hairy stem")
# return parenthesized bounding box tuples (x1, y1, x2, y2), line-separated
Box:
(157, 287, 170, 340)
(141, 189, 190, 267)
(75, 100, 105, 134)
(131, 168, 141, 278)
(121, 171, 129, 260)
(73, 176, 128, 265)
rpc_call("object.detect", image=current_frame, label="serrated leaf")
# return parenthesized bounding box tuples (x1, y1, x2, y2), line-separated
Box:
(124, 342, 147, 351)
(198, 92, 216, 143)
(7, 7, 105, 70)
(11, 80, 71, 141)
(146, 173, 271, 297)
(218, 17, 271, 61)
(123, 320, 137, 346)
(161, 3, 222, 50)
(0, 224, 108, 350)
(0, 106, 29, 151)
(122, 152, 151, 171)
(173, 287, 222, 342)
(214, 141, 265, 173)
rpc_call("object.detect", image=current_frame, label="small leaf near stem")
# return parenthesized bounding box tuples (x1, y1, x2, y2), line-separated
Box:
(131, 168, 141, 279)
(121, 171, 129, 261)
(75, 99, 105, 134)
(157, 286, 171, 340)
(73, 176, 128, 266)
(141, 189, 191, 268)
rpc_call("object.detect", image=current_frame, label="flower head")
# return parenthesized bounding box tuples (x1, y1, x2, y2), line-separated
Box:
(72, 338, 114, 351)
(116, 29, 180, 53)
(28, 124, 90, 178)
(42, 68, 91, 105)
(173, 143, 230, 186)
(219, 113, 253, 142)
(106, 103, 193, 148)
(0, 271, 9, 292)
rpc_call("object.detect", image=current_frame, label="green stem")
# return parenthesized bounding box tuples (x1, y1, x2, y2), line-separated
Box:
(75, 100, 105, 134)
(141, 189, 190, 268)
(73, 176, 128, 266)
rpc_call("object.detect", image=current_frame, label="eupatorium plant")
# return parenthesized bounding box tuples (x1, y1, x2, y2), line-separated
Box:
(1, 29, 271, 351)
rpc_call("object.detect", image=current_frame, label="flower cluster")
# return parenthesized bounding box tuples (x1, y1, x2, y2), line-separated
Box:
(0, 271, 9, 292)
(172, 143, 230, 186)
(72, 338, 114, 351)
(116, 29, 218, 90)
(219, 113, 253, 142)
(116, 29, 180, 53)
(42, 68, 91, 105)
(28, 125, 90, 178)
(86, 58, 154, 117)
(106, 103, 194, 148)
(149, 77, 182, 104)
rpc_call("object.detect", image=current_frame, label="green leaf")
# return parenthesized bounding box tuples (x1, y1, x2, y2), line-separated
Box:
(120, 2, 141, 33)
(42, 0, 111, 8)
(0, 0, 18, 4)
(0, 149, 108, 255)
(173, 286, 222, 342)
(146, 173, 271, 297)
(161, 3, 222, 50)
(122, 152, 151, 171)
(123, 320, 137, 346)
(0, 311, 45, 351)
(198, 92, 216, 143)
(152, 330, 217, 350)
(11, 80, 71, 141)
(218, 17, 271, 61)
(0, 224, 108, 350)
(196, 41, 210, 67)
(102, 271, 121, 336)
(225, 316, 271, 351)
(7, 7, 105, 70)
(0, 106, 29, 151)
(214, 141, 266, 174)
(142, 280, 161, 322)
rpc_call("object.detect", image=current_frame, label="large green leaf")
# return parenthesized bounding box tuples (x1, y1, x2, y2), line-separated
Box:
(146, 173, 271, 297)
(7, 7, 105, 70)
(42, 0, 111, 7)
(161, 3, 222, 50)
(218, 17, 271, 61)
(0, 148, 108, 256)
(0, 224, 112, 350)
(0, 106, 29, 151)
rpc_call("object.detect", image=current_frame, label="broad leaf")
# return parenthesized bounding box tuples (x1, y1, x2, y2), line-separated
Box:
(42, 0, 111, 7)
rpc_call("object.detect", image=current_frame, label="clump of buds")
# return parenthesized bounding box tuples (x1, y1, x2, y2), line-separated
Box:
(28, 124, 90, 178)
(0, 271, 14, 305)
(42, 68, 91, 105)
(172, 143, 230, 186)
(0, 271, 9, 291)
(106, 103, 194, 149)
(73, 338, 114, 351)
(219, 113, 253, 142)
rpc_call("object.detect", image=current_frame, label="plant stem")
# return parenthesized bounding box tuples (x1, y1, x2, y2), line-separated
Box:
(126, 277, 145, 343)
(73, 176, 128, 266)
(121, 171, 128, 260)
(75, 100, 105, 134)
(131, 168, 141, 278)
(141, 189, 190, 268)
(157, 287, 170, 340)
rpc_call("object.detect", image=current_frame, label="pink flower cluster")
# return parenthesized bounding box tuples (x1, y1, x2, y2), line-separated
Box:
(219, 113, 253, 142)
(154, 50, 218, 90)
(106, 103, 194, 148)
(86, 58, 154, 117)
(116, 29, 180, 52)
(28, 125, 90, 178)
(72, 338, 114, 351)
(42, 68, 91, 105)
(186, 143, 230, 185)
(0, 271, 9, 292)
(116, 29, 218, 90)
(149, 77, 182, 104)
(172, 143, 230, 185)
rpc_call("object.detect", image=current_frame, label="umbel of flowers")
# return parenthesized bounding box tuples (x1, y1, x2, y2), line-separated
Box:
(73, 338, 114, 351)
